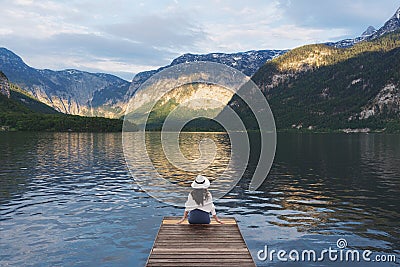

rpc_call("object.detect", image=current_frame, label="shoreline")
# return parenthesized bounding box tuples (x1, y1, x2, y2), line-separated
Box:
(1, 129, 399, 134)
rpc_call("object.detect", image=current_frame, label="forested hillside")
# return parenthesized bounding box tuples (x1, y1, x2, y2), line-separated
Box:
(232, 31, 400, 132)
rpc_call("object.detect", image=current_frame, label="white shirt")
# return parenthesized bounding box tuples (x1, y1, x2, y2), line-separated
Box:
(185, 191, 216, 215)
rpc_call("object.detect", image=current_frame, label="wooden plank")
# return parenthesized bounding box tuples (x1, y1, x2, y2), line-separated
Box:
(154, 242, 246, 245)
(154, 240, 245, 243)
(159, 227, 238, 230)
(147, 260, 255, 264)
(150, 252, 251, 256)
(152, 248, 250, 253)
(162, 217, 237, 225)
(146, 216, 255, 267)
(158, 229, 239, 233)
(158, 236, 242, 240)
(153, 243, 248, 247)
(157, 229, 240, 233)
(151, 246, 249, 251)
(151, 253, 251, 260)
(163, 216, 237, 220)
(147, 263, 254, 267)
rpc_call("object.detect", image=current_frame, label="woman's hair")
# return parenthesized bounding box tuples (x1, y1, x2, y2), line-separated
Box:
(191, 189, 210, 206)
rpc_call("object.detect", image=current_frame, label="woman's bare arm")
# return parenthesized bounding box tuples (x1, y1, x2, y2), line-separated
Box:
(176, 210, 189, 224)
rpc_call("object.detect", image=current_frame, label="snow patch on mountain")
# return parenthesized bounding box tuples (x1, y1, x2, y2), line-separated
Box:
(326, 6, 400, 48)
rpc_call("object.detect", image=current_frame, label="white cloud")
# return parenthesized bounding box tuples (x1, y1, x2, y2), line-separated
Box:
(0, 0, 398, 80)
(0, 3, 89, 39)
(100, 14, 206, 51)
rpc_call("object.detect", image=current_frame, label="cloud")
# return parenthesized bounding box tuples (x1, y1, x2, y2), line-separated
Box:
(198, 22, 349, 52)
(0, 32, 175, 80)
(276, 0, 399, 34)
(101, 14, 207, 51)
(183, 0, 399, 52)
(0, 1, 88, 38)
(0, 0, 398, 80)
(0, 0, 209, 79)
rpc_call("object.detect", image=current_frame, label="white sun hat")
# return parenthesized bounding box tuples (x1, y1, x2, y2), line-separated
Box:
(191, 175, 211, 189)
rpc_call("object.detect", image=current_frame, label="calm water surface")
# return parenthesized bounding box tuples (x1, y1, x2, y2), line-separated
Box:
(0, 132, 399, 266)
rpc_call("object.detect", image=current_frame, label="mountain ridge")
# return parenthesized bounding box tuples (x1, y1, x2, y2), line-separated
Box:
(0, 71, 125, 132)
(0, 47, 131, 118)
(238, 31, 400, 132)
(123, 49, 287, 99)
(0, 47, 287, 118)
(327, 6, 400, 48)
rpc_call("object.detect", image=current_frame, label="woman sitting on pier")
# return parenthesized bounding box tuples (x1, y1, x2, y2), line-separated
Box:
(177, 175, 223, 224)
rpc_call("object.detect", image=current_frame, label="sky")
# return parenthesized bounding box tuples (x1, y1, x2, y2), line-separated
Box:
(0, 0, 399, 81)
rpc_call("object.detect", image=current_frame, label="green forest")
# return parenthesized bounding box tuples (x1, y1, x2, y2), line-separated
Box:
(237, 31, 400, 133)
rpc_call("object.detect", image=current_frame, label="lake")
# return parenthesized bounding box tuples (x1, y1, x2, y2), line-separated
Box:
(0, 132, 399, 266)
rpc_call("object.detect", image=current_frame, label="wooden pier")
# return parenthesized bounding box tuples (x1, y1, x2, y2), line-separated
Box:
(146, 216, 256, 267)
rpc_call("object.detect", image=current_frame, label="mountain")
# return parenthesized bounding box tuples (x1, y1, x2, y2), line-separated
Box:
(0, 71, 124, 132)
(124, 50, 286, 127)
(361, 26, 377, 37)
(170, 50, 285, 76)
(9, 85, 61, 114)
(0, 71, 58, 114)
(235, 31, 400, 133)
(124, 50, 286, 100)
(127, 81, 235, 130)
(128, 7, 400, 133)
(373, 6, 400, 38)
(0, 71, 10, 98)
(0, 48, 286, 119)
(0, 48, 131, 118)
(327, 7, 400, 48)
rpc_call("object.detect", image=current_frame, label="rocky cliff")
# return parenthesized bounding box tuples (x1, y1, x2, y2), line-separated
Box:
(0, 71, 10, 98)
(0, 48, 130, 118)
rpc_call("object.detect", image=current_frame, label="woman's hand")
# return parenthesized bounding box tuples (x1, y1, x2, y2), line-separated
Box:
(176, 218, 186, 224)
(176, 210, 189, 224)
(213, 215, 224, 224)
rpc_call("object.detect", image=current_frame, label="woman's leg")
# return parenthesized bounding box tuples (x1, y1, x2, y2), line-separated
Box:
(188, 209, 211, 224)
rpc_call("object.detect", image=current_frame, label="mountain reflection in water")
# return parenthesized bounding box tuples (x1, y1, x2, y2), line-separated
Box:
(0, 132, 399, 266)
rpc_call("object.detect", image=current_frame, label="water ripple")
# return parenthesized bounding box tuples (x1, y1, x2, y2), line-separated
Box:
(0, 132, 399, 266)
